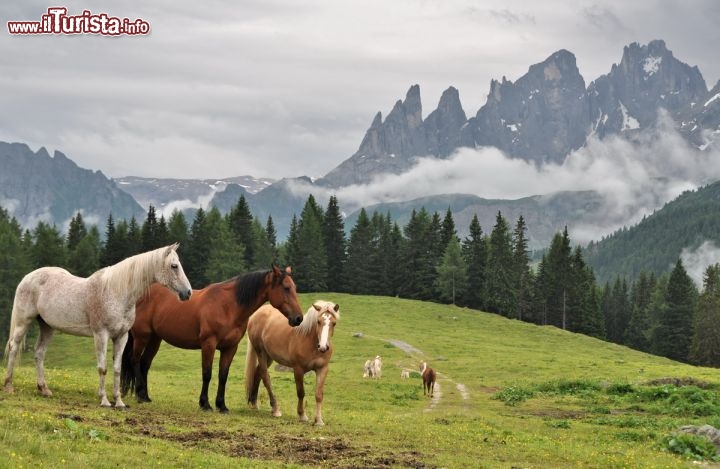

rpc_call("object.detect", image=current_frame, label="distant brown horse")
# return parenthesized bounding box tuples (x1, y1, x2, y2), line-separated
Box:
(121, 266, 302, 412)
(420, 361, 436, 397)
(245, 300, 339, 426)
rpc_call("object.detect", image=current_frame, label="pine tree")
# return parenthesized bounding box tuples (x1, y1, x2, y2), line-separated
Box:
(511, 216, 533, 321)
(0, 209, 31, 344)
(66, 212, 87, 251)
(127, 216, 142, 256)
(652, 259, 697, 362)
(400, 208, 434, 300)
(156, 215, 170, 247)
(290, 196, 328, 292)
(539, 228, 572, 328)
(168, 210, 189, 251)
(485, 212, 514, 316)
(440, 208, 456, 251)
(323, 196, 347, 292)
(265, 215, 278, 258)
(141, 205, 159, 251)
(228, 195, 255, 268)
(101, 214, 122, 267)
(462, 214, 487, 309)
(204, 207, 245, 283)
(624, 271, 654, 351)
(689, 264, 720, 366)
(344, 208, 374, 294)
(250, 218, 275, 270)
(436, 236, 468, 304)
(185, 208, 211, 287)
(31, 222, 67, 268)
(68, 226, 101, 277)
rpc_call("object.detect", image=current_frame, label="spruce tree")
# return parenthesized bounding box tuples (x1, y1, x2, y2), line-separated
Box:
(250, 218, 275, 270)
(323, 196, 347, 292)
(0, 209, 32, 344)
(344, 208, 374, 294)
(204, 207, 245, 283)
(462, 214, 487, 309)
(127, 216, 142, 256)
(652, 259, 697, 362)
(540, 228, 572, 328)
(624, 271, 654, 351)
(68, 226, 101, 277)
(228, 195, 255, 268)
(185, 208, 211, 287)
(436, 236, 468, 304)
(512, 216, 533, 321)
(31, 222, 67, 268)
(689, 264, 720, 366)
(66, 212, 87, 251)
(400, 208, 434, 300)
(141, 205, 159, 251)
(485, 212, 514, 316)
(291, 196, 328, 292)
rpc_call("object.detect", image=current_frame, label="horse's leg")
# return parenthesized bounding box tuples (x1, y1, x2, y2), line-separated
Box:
(313, 366, 330, 426)
(93, 330, 112, 407)
(34, 318, 55, 397)
(199, 339, 217, 411)
(3, 304, 35, 393)
(294, 367, 308, 423)
(137, 334, 162, 402)
(215, 344, 238, 414)
(258, 353, 281, 417)
(111, 333, 128, 408)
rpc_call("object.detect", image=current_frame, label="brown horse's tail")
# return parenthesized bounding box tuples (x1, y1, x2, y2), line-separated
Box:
(120, 331, 136, 396)
(244, 339, 258, 403)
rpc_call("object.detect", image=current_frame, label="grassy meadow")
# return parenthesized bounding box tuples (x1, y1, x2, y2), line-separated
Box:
(3, 293, 720, 468)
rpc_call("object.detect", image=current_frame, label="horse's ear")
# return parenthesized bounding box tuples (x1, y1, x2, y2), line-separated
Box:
(164, 242, 179, 257)
(285, 266, 292, 275)
(313, 302, 322, 311)
(333, 303, 340, 312)
(271, 264, 282, 276)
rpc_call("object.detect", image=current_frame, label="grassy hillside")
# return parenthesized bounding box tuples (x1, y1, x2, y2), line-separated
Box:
(586, 181, 720, 283)
(3, 293, 720, 468)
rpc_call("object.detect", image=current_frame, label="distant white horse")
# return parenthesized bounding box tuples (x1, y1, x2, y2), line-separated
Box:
(400, 370, 410, 379)
(3, 244, 192, 408)
(363, 355, 382, 379)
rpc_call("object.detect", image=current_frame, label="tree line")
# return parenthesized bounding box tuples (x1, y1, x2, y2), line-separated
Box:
(0, 194, 718, 367)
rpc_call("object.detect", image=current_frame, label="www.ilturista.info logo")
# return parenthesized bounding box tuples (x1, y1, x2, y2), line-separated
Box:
(7, 7, 150, 36)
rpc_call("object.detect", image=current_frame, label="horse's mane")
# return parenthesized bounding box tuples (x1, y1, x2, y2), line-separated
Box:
(234, 270, 272, 307)
(295, 302, 339, 337)
(101, 246, 168, 299)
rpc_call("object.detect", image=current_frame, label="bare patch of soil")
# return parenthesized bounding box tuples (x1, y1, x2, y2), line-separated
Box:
(644, 377, 715, 389)
(123, 416, 433, 468)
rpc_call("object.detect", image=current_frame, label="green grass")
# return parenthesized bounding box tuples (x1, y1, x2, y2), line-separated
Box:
(3, 293, 720, 468)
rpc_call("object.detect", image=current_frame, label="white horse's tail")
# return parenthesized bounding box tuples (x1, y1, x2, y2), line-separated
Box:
(244, 339, 258, 403)
(4, 299, 21, 364)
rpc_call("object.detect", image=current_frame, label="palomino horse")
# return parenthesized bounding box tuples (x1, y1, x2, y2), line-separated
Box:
(245, 300, 340, 426)
(420, 361, 436, 397)
(4, 244, 191, 407)
(121, 265, 303, 413)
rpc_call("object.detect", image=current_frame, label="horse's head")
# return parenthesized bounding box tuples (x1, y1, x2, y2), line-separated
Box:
(267, 265, 303, 327)
(156, 243, 192, 301)
(311, 301, 339, 353)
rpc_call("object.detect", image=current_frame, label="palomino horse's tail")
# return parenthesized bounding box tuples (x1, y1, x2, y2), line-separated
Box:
(244, 339, 258, 403)
(120, 331, 136, 396)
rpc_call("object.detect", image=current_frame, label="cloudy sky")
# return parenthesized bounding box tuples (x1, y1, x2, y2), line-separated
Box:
(1, 0, 719, 181)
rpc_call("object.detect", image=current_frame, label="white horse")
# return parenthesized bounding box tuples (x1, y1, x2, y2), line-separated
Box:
(3, 243, 192, 408)
(363, 355, 382, 378)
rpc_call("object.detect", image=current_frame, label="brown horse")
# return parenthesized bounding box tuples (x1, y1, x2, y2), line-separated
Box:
(121, 266, 302, 412)
(420, 361, 436, 397)
(245, 300, 339, 426)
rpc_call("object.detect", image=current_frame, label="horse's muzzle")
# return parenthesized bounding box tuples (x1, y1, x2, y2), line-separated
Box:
(287, 315, 303, 327)
(178, 289, 192, 301)
(318, 345, 329, 353)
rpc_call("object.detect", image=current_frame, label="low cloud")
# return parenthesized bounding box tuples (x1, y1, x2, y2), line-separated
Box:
(680, 241, 720, 289)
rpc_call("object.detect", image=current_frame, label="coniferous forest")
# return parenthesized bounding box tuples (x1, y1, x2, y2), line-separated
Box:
(0, 193, 717, 367)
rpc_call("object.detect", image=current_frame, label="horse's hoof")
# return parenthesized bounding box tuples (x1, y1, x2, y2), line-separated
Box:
(37, 385, 53, 397)
(272, 410, 282, 417)
(314, 420, 325, 427)
(218, 407, 229, 414)
(4, 384, 14, 394)
(200, 405, 213, 412)
(299, 415, 309, 422)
